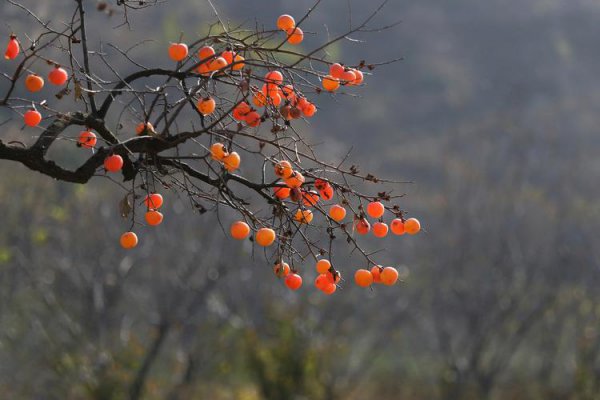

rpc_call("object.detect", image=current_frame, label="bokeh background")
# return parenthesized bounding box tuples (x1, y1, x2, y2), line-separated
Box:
(1, 0, 600, 399)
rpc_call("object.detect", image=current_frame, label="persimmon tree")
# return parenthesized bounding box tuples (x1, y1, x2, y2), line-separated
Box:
(0, 0, 420, 293)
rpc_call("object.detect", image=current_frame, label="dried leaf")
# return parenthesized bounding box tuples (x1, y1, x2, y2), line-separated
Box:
(119, 195, 132, 219)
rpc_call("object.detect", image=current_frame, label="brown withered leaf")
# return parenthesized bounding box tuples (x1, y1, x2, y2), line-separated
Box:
(74, 81, 83, 101)
(119, 195, 132, 219)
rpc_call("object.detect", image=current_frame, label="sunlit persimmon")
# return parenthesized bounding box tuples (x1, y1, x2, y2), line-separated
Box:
(371, 265, 383, 283)
(230, 221, 250, 240)
(168, 42, 188, 61)
(326, 270, 342, 284)
(329, 204, 346, 222)
(274, 261, 290, 277)
(104, 154, 123, 172)
(302, 102, 317, 117)
(322, 75, 340, 92)
(221, 50, 234, 64)
(340, 69, 357, 84)
(372, 222, 389, 238)
(285, 171, 305, 188)
(48, 66, 68, 85)
(285, 273, 302, 290)
(274, 160, 293, 179)
(296, 96, 309, 110)
(286, 27, 303, 45)
(198, 45, 215, 60)
(315, 274, 330, 290)
(319, 185, 334, 201)
(265, 70, 283, 85)
(232, 54, 245, 71)
(367, 201, 385, 219)
(252, 91, 268, 107)
(197, 62, 211, 76)
(294, 209, 313, 224)
(136, 122, 155, 135)
(273, 185, 291, 200)
(78, 131, 97, 148)
(23, 109, 42, 127)
(404, 218, 421, 234)
(4, 35, 19, 60)
(355, 218, 370, 235)
(381, 267, 399, 285)
(321, 283, 337, 295)
(120, 231, 138, 249)
(351, 69, 364, 85)
(25, 74, 44, 92)
(354, 269, 374, 287)
(314, 179, 328, 191)
(210, 142, 227, 161)
(197, 97, 216, 115)
(302, 190, 319, 207)
(282, 84, 296, 101)
(245, 111, 261, 127)
(329, 63, 344, 78)
(232, 102, 250, 120)
(209, 56, 228, 71)
(390, 218, 405, 235)
(223, 151, 241, 172)
(255, 227, 276, 246)
(316, 259, 331, 274)
(277, 14, 295, 31)
(143, 193, 163, 210)
(145, 210, 164, 226)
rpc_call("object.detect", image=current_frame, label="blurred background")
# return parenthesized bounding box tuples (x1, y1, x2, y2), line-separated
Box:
(1, 0, 600, 399)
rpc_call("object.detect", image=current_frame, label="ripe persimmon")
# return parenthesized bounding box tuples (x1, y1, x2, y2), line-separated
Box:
(273, 184, 291, 200)
(245, 111, 261, 127)
(223, 151, 241, 172)
(355, 218, 370, 235)
(209, 56, 228, 71)
(404, 218, 421, 235)
(390, 218, 405, 235)
(197, 97, 216, 115)
(232, 102, 250, 120)
(372, 222, 389, 238)
(168, 42, 188, 61)
(329, 63, 344, 79)
(78, 131, 97, 148)
(289, 188, 302, 202)
(104, 154, 124, 172)
(120, 231, 138, 249)
(285, 273, 302, 290)
(221, 50, 234, 65)
(230, 221, 251, 240)
(285, 171, 305, 188)
(340, 69, 357, 84)
(198, 45, 215, 61)
(367, 201, 385, 219)
(319, 185, 334, 201)
(136, 122, 155, 136)
(25, 74, 44, 92)
(48, 66, 68, 85)
(286, 27, 304, 45)
(274, 261, 291, 277)
(329, 204, 346, 222)
(315, 274, 330, 290)
(326, 270, 342, 284)
(351, 69, 364, 85)
(143, 193, 163, 210)
(321, 283, 337, 295)
(255, 227, 276, 246)
(380, 267, 399, 286)
(371, 265, 383, 283)
(301, 190, 319, 207)
(210, 142, 227, 161)
(277, 14, 295, 31)
(294, 209, 313, 224)
(23, 109, 42, 127)
(302, 102, 317, 117)
(232, 54, 245, 71)
(316, 259, 331, 274)
(274, 160, 293, 179)
(4, 35, 19, 60)
(145, 210, 164, 226)
(265, 70, 283, 86)
(322, 75, 340, 92)
(354, 269, 374, 287)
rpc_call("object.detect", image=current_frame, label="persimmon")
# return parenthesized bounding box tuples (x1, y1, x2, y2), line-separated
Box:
(197, 62, 211, 76)
(269, 93, 282, 107)
(252, 91, 268, 107)
(280, 105, 293, 120)
(314, 179, 328, 191)
(265, 70, 283, 86)
(404, 218, 421, 235)
(351, 69, 364, 85)
(301, 190, 319, 207)
(120, 231, 138, 249)
(282, 84, 296, 101)
(367, 201, 385, 219)
(145, 210, 164, 226)
(197, 97, 216, 115)
(329, 63, 344, 79)
(23, 109, 42, 127)
(136, 122, 155, 135)
(321, 283, 337, 295)
(322, 75, 340, 92)
(232, 54, 245, 71)
(274, 160, 293, 179)
(390, 218, 405, 235)
(209, 56, 228, 71)
(255, 227, 276, 246)
(316, 259, 331, 274)
(277, 14, 295, 31)
(198, 45, 215, 60)
(25, 74, 44, 92)
(326, 270, 342, 284)
(354, 269, 374, 287)
(371, 265, 383, 283)
(273, 185, 291, 200)
(168, 42, 188, 61)
(315, 274, 330, 290)
(4, 35, 19, 60)
(232, 102, 251, 120)
(285, 273, 302, 290)
(289, 188, 302, 202)
(48, 66, 68, 85)
(223, 151, 241, 172)
(302, 102, 317, 117)
(380, 267, 399, 286)
(329, 204, 346, 222)
(274, 261, 290, 277)
(286, 27, 304, 45)
(78, 131, 97, 148)
(355, 218, 370, 235)
(143, 193, 163, 210)
(294, 209, 313, 224)
(285, 171, 305, 188)
(372, 222, 389, 238)
(230, 221, 250, 240)
(245, 111, 261, 127)
(210, 142, 227, 161)
(340, 69, 357, 84)
(221, 50, 234, 64)
(104, 154, 124, 172)
(289, 107, 302, 119)
(296, 96, 309, 110)
(319, 185, 334, 201)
